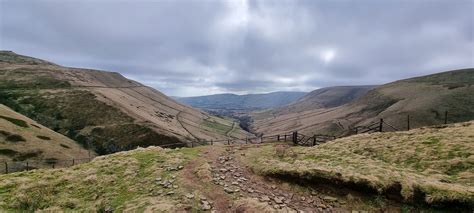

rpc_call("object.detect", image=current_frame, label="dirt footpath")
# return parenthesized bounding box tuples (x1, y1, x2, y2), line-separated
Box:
(180, 145, 355, 212)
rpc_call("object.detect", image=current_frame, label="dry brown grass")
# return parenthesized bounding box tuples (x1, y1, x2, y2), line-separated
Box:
(0, 51, 253, 148)
(0, 104, 91, 166)
(244, 121, 474, 207)
(252, 70, 474, 136)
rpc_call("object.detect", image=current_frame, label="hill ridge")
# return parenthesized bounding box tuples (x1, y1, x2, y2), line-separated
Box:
(0, 51, 252, 154)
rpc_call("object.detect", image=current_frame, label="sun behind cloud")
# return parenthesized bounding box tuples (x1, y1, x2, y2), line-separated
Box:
(321, 49, 336, 64)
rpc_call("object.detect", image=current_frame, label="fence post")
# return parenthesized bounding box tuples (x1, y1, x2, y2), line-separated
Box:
(312, 135, 316, 146)
(26, 161, 29, 171)
(72, 159, 75, 166)
(444, 111, 448, 124)
(4, 162, 7, 174)
(245, 138, 248, 144)
(407, 114, 410, 130)
(292, 131, 297, 144)
(227, 140, 230, 145)
(191, 141, 194, 148)
(260, 136, 263, 143)
(211, 140, 213, 145)
(379, 119, 383, 132)
(277, 135, 280, 141)
(355, 127, 358, 134)
(52, 162, 55, 169)
(284, 134, 287, 142)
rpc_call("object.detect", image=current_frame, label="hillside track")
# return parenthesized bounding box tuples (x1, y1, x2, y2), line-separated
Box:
(225, 121, 237, 137)
(176, 111, 200, 141)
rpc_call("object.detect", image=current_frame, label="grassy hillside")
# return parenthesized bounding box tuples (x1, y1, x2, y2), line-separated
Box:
(253, 86, 375, 120)
(244, 121, 474, 208)
(0, 51, 252, 154)
(252, 69, 474, 136)
(0, 104, 91, 171)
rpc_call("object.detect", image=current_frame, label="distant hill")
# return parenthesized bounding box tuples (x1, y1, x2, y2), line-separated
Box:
(0, 104, 91, 171)
(176, 91, 307, 111)
(253, 86, 376, 119)
(0, 51, 252, 154)
(252, 69, 474, 136)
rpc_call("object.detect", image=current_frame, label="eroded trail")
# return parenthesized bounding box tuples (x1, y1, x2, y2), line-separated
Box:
(180, 145, 352, 212)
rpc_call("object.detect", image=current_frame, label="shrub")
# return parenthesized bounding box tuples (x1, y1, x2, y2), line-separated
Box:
(60, 144, 70, 149)
(6, 134, 26, 142)
(0, 115, 28, 128)
(36, 135, 51, 140)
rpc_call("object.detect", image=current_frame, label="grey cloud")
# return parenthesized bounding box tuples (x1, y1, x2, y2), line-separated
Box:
(1, 0, 472, 96)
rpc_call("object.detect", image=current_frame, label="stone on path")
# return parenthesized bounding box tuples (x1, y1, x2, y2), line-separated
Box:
(259, 196, 271, 202)
(201, 200, 212, 210)
(274, 196, 284, 204)
(224, 187, 234, 194)
(322, 196, 338, 202)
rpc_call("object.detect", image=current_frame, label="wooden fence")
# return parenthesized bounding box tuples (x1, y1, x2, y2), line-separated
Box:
(1, 110, 454, 174)
(1, 157, 93, 174)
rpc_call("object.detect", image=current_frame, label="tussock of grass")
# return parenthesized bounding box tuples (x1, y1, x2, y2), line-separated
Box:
(244, 121, 474, 207)
(0, 146, 201, 211)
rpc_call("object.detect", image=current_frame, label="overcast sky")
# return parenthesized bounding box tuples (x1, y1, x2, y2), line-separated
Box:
(1, 0, 473, 96)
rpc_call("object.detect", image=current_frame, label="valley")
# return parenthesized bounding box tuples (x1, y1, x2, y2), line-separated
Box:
(0, 51, 252, 155)
(0, 52, 473, 212)
(1, 1, 472, 212)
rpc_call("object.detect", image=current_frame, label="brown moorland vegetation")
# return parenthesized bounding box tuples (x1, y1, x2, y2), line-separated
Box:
(244, 121, 474, 208)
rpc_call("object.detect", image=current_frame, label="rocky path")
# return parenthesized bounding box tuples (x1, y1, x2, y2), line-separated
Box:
(206, 146, 348, 212)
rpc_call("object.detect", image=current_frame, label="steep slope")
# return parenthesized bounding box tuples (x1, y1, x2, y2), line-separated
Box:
(252, 86, 375, 120)
(0, 51, 252, 154)
(252, 69, 474, 136)
(0, 104, 91, 171)
(177, 91, 307, 111)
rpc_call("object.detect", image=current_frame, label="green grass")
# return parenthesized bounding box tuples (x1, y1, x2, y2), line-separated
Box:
(0, 51, 51, 65)
(405, 69, 474, 87)
(202, 119, 232, 135)
(0, 146, 200, 211)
